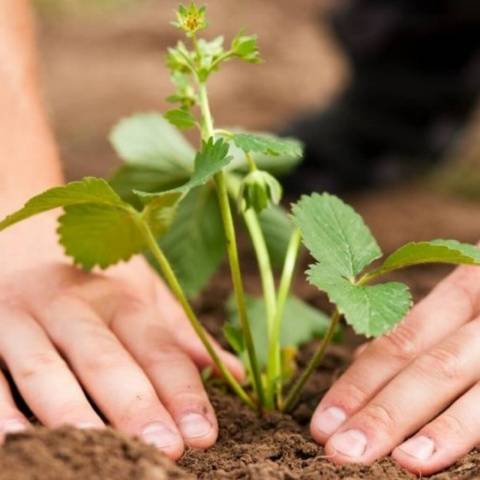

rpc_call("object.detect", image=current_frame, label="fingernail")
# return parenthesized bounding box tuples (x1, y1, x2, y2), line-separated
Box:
(398, 436, 435, 461)
(315, 407, 347, 435)
(1, 419, 27, 435)
(141, 423, 179, 449)
(179, 413, 212, 440)
(330, 429, 368, 458)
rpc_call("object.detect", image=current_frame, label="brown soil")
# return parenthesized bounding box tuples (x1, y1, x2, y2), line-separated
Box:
(180, 385, 480, 480)
(0, 426, 191, 480)
(3, 336, 480, 479)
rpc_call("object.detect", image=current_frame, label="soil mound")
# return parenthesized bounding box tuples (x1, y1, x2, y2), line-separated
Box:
(0, 426, 192, 480)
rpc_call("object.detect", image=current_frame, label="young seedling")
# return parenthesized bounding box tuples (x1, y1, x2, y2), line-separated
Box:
(2, 3, 480, 415)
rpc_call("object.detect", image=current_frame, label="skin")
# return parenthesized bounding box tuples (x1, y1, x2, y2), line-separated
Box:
(311, 263, 480, 475)
(0, 0, 243, 460)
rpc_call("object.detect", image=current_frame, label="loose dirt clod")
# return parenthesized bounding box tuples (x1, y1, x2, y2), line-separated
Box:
(0, 426, 192, 480)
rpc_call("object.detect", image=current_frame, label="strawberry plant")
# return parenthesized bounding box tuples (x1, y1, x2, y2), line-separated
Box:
(2, 3, 480, 414)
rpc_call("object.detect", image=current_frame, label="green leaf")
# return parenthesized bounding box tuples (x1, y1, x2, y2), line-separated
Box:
(164, 108, 196, 130)
(178, 137, 231, 192)
(166, 41, 195, 74)
(233, 132, 303, 158)
(309, 266, 412, 337)
(138, 191, 183, 238)
(375, 240, 480, 275)
(0, 177, 125, 230)
(293, 193, 382, 278)
(157, 187, 226, 297)
(109, 113, 194, 172)
(109, 164, 189, 208)
(110, 136, 231, 296)
(226, 295, 332, 367)
(137, 137, 232, 199)
(0, 178, 151, 270)
(58, 204, 145, 271)
(231, 31, 261, 63)
(227, 137, 303, 176)
(257, 205, 294, 267)
(167, 72, 197, 108)
(0, 177, 183, 271)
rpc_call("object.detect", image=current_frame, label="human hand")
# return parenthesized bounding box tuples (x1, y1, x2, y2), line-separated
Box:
(310, 262, 480, 475)
(0, 213, 243, 460)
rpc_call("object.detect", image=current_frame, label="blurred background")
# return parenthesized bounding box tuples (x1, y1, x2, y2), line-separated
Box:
(33, 0, 346, 179)
(32, 0, 480, 267)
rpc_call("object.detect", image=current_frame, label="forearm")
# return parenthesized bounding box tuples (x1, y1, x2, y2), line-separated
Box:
(0, 0, 63, 217)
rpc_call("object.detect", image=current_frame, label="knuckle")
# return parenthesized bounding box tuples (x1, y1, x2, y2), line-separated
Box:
(169, 390, 208, 411)
(118, 391, 162, 426)
(121, 293, 149, 312)
(142, 343, 188, 372)
(379, 321, 420, 364)
(360, 403, 397, 434)
(447, 270, 479, 314)
(416, 346, 463, 381)
(110, 283, 149, 310)
(48, 401, 92, 424)
(430, 413, 472, 439)
(110, 291, 154, 326)
(82, 345, 128, 373)
(330, 380, 371, 411)
(15, 351, 64, 380)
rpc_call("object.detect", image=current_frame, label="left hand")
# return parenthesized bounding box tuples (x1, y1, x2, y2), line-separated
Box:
(310, 263, 480, 475)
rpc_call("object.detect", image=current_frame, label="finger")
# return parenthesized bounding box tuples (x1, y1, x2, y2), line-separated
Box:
(154, 283, 245, 381)
(311, 265, 480, 442)
(0, 306, 104, 430)
(324, 316, 480, 464)
(0, 369, 29, 441)
(37, 295, 184, 459)
(393, 382, 480, 475)
(111, 303, 218, 449)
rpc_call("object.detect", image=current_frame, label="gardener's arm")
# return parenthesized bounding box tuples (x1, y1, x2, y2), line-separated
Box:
(311, 263, 480, 475)
(0, 0, 242, 459)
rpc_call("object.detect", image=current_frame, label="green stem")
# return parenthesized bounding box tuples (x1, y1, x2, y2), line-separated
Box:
(214, 128, 234, 139)
(245, 152, 257, 172)
(214, 170, 266, 408)
(198, 83, 214, 140)
(243, 209, 277, 336)
(267, 228, 301, 407)
(141, 224, 255, 409)
(209, 50, 235, 72)
(226, 174, 277, 409)
(198, 81, 265, 409)
(282, 309, 341, 413)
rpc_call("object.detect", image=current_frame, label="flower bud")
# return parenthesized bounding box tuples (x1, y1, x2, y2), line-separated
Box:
(172, 3, 207, 36)
(238, 170, 282, 214)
